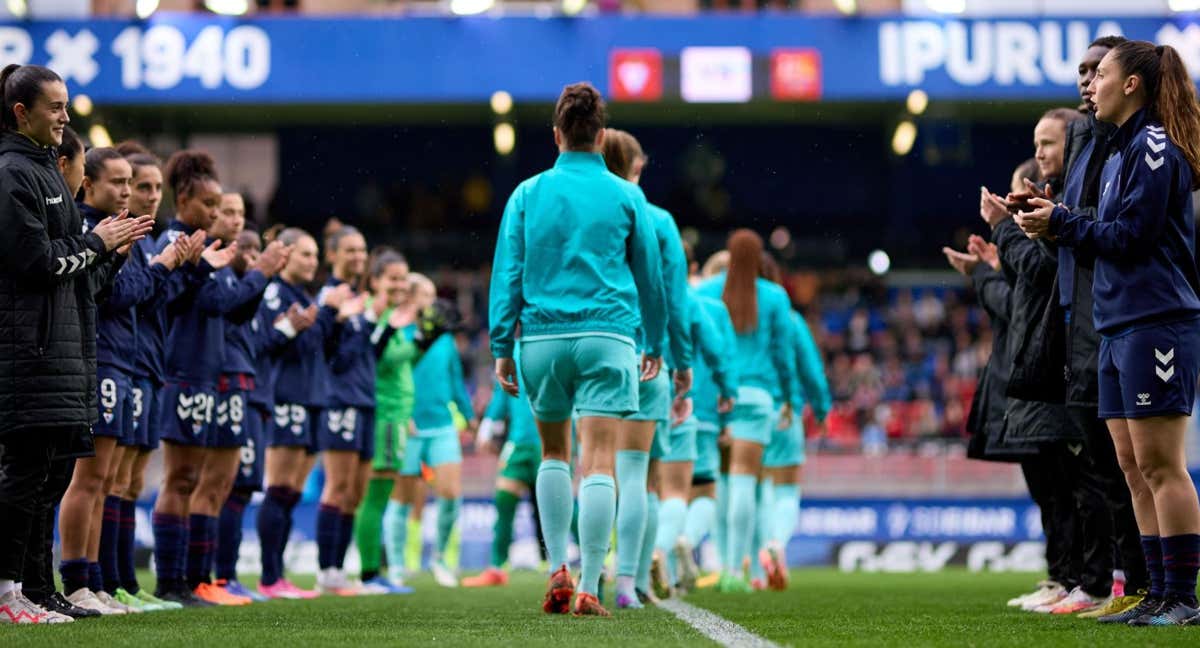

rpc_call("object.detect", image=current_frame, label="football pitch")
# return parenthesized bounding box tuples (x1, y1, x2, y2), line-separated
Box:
(3, 570, 1196, 647)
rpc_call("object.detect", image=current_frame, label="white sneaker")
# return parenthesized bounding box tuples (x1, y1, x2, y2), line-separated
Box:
(17, 593, 73, 624)
(1020, 582, 1068, 611)
(0, 590, 72, 624)
(431, 560, 458, 588)
(66, 588, 126, 615)
(1007, 580, 1058, 607)
(1037, 586, 1105, 614)
(94, 589, 141, 614)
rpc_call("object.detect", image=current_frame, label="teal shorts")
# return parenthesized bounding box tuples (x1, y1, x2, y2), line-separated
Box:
(727, 386, 775, 446)
(661, 416, 697, 464)
(650, 420, 671, 459)
(400, 428, 462, 475)
(519, 335, 639, 421)
(693, 421, 720, 481)
(628, 370, 670, 422)
(764, 407, 806, 468)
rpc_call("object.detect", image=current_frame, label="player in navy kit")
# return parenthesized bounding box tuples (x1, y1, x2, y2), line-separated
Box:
(1020, 40, 1200, 626)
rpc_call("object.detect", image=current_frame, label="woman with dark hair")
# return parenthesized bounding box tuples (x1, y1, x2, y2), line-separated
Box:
(0, 64, 151, 625)
(148, 149, 288, 607)
(602, 128, 694, 605)
(100, 143, 188, 611)
(1020, 40, 1200, 626)
(20, 126, 112, 621)
(489, 82, 667, 617)
(57, 147, 187, 615)
(696, 229, 796, 594)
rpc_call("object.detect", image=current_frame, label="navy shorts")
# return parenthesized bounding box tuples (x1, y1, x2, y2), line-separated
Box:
(359, 409, 375, 462)
(95, 367, 134, 444)
(211, 375, 255, 449)
(130, 378, 157, 450)
(157, 383, 216, 447)
(234, 403, 267, 491)
(270, 402, 314, 449)
(319, 406, 374, 454)
(1099, 318, 1200, 419)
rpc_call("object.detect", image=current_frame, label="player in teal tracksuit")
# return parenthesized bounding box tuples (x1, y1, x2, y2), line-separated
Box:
(489, 83, 667, 617)
(758, 308, 830, 590)
(601, 129, 694, 608)
(685, 286, 738, 585)
(462, 376, 542, 588)
(407, 329, 474, 586)
(696, 230, 795, 593)
(655, 286, 737, 591)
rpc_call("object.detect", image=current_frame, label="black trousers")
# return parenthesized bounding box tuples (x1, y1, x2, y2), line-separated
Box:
(0, 435, 56, 581)
(1022, 453, 1076, 588)
(21, 457, 75, 600)
(1052, 438, 1114, 597)
(1067, 406, 1149, 593)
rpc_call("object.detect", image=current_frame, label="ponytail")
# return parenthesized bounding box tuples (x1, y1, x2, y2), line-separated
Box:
(1153, 45, 1200, 188)
(0, 64, 63, 133)
(723, 229, 763, 334)
(1111, 40, 1200, 188)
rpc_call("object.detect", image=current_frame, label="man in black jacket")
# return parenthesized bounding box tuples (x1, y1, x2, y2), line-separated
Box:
(0, 64, 151, 625)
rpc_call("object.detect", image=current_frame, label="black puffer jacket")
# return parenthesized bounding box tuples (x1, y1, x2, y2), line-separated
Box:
(991, 218, 1076, 444)
(0, 132, 108, 439)
(966, 265, 1036, 462)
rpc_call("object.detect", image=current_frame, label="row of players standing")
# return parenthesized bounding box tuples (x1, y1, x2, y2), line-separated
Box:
(950, 38, 1200, 626)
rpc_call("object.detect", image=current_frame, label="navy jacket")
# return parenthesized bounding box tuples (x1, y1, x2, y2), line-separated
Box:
(157, 220, 269, 387)
(246, 299, 295, 409)
(1051, 108, 1200, 334)
(323, 277, 396, 409)
(79, 203, 170, 376)
(265, 278, 338, 407)
(221, 267, 270, 378)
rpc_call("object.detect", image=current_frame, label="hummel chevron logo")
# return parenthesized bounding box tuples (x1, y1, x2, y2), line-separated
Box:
(1147, 137, 1166, 153)
(1156, 347, 1175, 382)
(55, 251, 90, 275)
(1145, 153, 1165, 170)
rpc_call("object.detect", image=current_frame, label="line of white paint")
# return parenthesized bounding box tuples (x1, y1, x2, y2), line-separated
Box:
(659, 598, 783, 648)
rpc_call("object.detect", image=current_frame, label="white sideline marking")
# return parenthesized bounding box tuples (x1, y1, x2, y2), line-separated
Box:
(659, 598, 782, 648)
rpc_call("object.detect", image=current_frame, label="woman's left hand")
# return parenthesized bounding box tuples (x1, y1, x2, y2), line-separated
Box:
(1016, 197, 1056, 239)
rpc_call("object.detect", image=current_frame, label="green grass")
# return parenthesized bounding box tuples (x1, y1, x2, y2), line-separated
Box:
(2, 570, 1197, 647)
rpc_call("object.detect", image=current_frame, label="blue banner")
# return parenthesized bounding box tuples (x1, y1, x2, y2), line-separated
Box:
(7, 14, 1200, 105)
